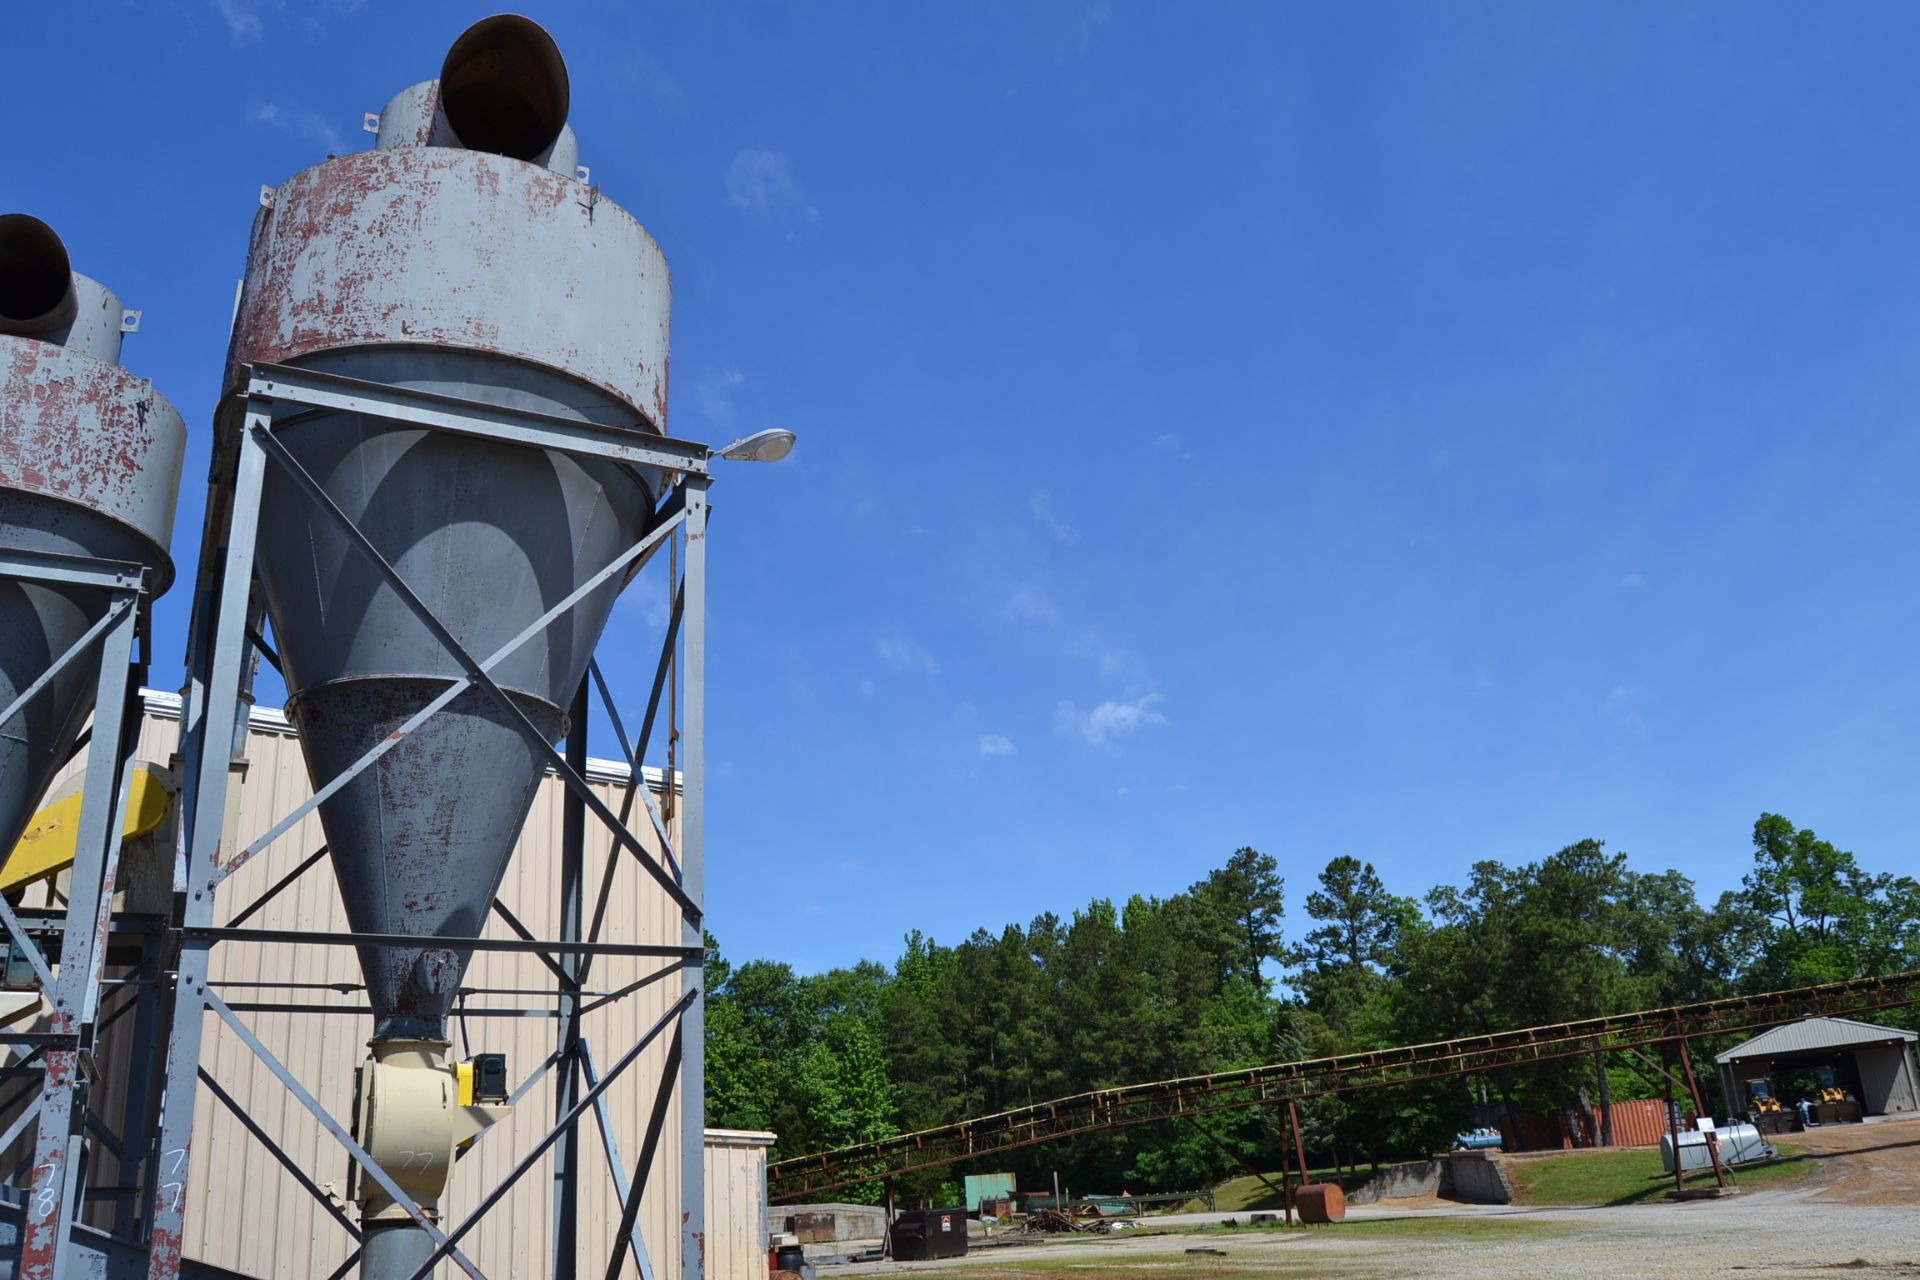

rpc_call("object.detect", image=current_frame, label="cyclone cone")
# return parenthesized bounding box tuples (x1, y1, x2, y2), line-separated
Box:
(0, 499, 156, 858)
(253, 401, 654, 1041)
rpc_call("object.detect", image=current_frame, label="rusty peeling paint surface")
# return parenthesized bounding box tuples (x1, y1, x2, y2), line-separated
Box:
(229, 146, 672, 431)
(19, 1050, 77, 1278)
(0, 335, 187, 572)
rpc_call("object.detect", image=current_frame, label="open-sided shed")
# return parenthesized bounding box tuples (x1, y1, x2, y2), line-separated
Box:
(1716, 1016, 1919, 1118)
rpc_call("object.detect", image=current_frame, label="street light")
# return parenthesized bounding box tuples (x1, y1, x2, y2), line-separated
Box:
(715, 428, 796, 463)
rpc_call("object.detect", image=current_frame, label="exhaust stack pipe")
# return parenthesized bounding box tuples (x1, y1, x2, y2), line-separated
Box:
(0, 214, 77, 337)
(438, 13, 569, 161)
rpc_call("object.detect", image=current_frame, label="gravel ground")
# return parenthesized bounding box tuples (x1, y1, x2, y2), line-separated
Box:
(834, 1202, 1920, 1279)
(823, 1116, 1920, 1280)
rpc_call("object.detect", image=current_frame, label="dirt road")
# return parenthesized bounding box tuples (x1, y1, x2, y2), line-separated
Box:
(1785, 1112, 1920, 1204)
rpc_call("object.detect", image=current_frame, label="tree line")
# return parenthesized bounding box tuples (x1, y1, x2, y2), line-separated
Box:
(704, 814, 1920, 1200)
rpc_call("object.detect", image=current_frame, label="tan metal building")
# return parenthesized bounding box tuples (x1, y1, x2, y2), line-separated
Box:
(7, 692, 721, 1277)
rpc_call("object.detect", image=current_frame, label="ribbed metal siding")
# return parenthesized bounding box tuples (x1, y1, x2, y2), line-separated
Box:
(139, 704, 687, 1277)
(1603, 1098, 1682, 1149)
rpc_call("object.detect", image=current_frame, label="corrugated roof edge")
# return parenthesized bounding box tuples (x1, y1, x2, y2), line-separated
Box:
(137, 687, 681, 793)
(1715, 1014, 1919, 1064)
(705, 1129, 778, 1147)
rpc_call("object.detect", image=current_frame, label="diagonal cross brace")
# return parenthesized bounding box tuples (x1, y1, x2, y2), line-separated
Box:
(198, 1066, 363, 1242)
(0, 594, 133, 734)
(208, 453, 685, 892)
(581, 1038, 654, 1280)
(0, 896, 57, 999)
(202, 987, 489, 1278)
(603, 1023, 682, 1280)
(413, 993, 694, 1280)
(406, 989, 697, 1280)
(245, 421, 698, 921)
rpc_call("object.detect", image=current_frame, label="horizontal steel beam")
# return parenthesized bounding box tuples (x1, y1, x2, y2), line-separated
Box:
(0, 547, 149, 594)
(183, 926, 703, 959)
(247, 363, 712, 474)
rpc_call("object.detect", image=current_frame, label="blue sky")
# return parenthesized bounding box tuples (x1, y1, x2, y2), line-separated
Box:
(11, 2, 1920, 980)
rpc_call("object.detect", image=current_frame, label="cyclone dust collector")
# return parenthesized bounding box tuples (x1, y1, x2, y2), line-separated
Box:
(0, 214, 186, 1276)
(140, 14, 717, 1280)
(0, 214, 182, 867)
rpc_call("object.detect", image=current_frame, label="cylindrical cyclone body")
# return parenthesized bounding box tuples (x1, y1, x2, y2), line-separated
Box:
(0, 317, 185, 861)
(227, 147, 668, 426)
(230, 140, 670, 1042)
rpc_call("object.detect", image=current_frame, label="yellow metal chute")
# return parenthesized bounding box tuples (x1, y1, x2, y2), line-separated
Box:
(0, 763, 172, 895)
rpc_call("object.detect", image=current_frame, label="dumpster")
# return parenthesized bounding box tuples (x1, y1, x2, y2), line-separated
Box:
(891, 1208, 968, 1261)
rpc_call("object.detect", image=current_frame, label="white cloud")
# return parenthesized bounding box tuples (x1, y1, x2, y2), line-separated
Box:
(1029, 491, 1080, 545)
(246, 101, 347, 155)
(1153, 432, 1193, 460)
(1006, 584, 1145, 681)
(978, 734, 1017, 758)
(1058, 0, 1112, 60)
(617, 580, 674, 632)
(726, 149, 819, 222)
(1619, 573, 1648, 590)
(1065, 633, 1146, 684)
(625, 52, 686, 114)
(1055, 693, 1166, 746)
(694, 368, 745, 426)
(215, 0, 264, 38)
(875, 632, 939, 676)
(1005, 584, 1060, 622)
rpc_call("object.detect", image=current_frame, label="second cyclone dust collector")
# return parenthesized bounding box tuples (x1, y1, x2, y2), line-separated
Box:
(146, 15, 768, 1280)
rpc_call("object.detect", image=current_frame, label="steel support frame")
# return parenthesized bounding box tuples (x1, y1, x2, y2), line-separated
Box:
(141, 367, 711, 1280)
(0, 548, 154, 1279)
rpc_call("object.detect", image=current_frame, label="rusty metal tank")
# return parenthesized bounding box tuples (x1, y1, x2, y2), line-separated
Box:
(225, 15, 670, 1051)
(0, 214, 185, 859)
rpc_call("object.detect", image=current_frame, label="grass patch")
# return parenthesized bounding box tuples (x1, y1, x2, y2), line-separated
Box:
(1507, 1143, 1815, 1206)
(1189, 1170, 1346, 1213)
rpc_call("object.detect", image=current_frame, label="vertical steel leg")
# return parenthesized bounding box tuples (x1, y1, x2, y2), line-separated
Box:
(1286, 1099, 1309, 1186)
(551, 679, 588, 1280)
(1675, 1037, 1727, 1188)
(19, 592, 138, 1279)
(145, 414, 270, 1278)
(678, 480, 708, 1280)
(1662, 1043, 1684, 1193)
(116, 932, 165, 1241)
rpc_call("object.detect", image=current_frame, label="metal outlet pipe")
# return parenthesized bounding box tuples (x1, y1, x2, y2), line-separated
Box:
(438, 14, 570, 160)
(0, 213, 77, 336)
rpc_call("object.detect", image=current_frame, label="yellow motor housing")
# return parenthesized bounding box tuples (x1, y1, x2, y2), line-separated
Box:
(0, 762, 172, 893)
